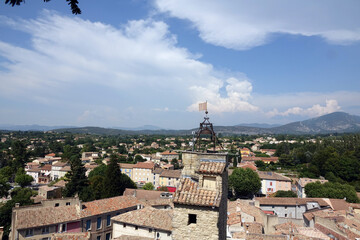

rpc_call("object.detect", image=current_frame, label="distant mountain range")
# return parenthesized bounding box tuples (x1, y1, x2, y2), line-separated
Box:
(1, 112, 360, 135)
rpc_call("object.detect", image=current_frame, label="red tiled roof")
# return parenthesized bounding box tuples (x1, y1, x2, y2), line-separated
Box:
(112, 207, 173, 232)
(46, 153, 56, 157)
(51, 232, 90, 240)
(52, 161, 68, 167)
(196, 161, 226, 174)
(15, 205, 80, 229)
(161, 151, 178, 155)
(173, 178, 220, 207)
(257, 171, 291, 182)
(81, 195, 141, 218)
(239, 163, 257, 171)
(133, 162, 155, 169)
(40, 164, 52, 171)
(160, 169, 181, 178)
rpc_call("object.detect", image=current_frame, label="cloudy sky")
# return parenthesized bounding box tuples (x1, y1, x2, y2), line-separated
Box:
(0, 0, 359, 129)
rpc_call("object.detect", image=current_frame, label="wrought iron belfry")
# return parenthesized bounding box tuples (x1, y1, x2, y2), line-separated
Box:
(194, 109, 221, 152)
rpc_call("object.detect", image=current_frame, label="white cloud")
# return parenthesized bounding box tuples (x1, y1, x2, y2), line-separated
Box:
(187, 77, 258, 113)
(0, 11, 258, 127)
(267, 99, 341, 117)
(155, 0, 360, 50)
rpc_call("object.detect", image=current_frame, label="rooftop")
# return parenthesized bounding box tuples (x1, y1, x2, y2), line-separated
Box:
(173, 178, 220, 207)
(123, 188, 167, 201)
(81, 195, 141, 218)
(196, 161, 226, 175)
(112, 207, 173, 232)
(51, 232, 91, 240)
(15, 205, 80, 229)
(257, 171, 291, 182)
(298, 178, 328, 188)
(160, 169, 181, 178)
(133, 162, 155, 169)
(119, 163, 136, 169)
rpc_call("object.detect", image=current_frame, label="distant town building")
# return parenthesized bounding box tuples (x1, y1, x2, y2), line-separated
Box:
(296, 178, 328, 198)
(257, 171, 292, 196)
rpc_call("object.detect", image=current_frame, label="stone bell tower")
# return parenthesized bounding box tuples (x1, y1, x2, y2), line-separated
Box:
(172, 110, 228, 240)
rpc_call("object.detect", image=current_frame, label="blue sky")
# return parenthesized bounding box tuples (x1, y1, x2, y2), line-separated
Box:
(0, 0, 360, 129)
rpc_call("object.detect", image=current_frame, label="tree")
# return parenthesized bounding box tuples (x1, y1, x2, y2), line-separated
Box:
(158, 186, 168, 191)
(142, 182, 154, 190)
(0, 187, 35, 239)
(15, 174, 33, 188)
(63, 155, 89, 201)
(102, 154, 136, 198)
(5, 0, 81, 14)
(88, 164, 107, 179)
(255, 160, 266, 170)
(11, 140, 28, 170)
(134, 155, 144, 163)
(274, 190, 297, 198)
(233, 156, 238, 168)
(305, 181, 359, 203)
(229, 168, 261, 198)
(0, 175, 11, 198)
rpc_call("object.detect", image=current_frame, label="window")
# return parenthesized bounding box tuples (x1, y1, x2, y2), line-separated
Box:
(60, 223, 67, 233)
(135, 226, 138, 230)
(106, 215, 111, 226)
(86, 220, 91, 231)
(285, 206, 287, 209)
(55, 203, 59, 207)
(25, 229, 33, 237)
(123, 224, 126, 228)
(66, 202, 71, 206)
(149, 229, 152, 233)
(96, 236, 101, 240)
(270, 182, 272, 186)
(285, 214, 287, 217)
(42, 226, 49, 234)
(97, 217, 102, 229)
(157, 232, 160, 238)
(188, 214, 197, 225)
(105, 233, 111, 240)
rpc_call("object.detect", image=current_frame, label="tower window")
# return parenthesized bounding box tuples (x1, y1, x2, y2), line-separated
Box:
(188, 214, 197, 225)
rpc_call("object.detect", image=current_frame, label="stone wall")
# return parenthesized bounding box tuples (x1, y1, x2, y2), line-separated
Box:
(172, 204, 220, 240)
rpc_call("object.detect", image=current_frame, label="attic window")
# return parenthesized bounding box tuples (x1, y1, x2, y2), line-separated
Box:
(188, 214, 197, 225)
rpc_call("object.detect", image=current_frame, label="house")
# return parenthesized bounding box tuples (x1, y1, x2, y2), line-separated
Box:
(112, 207, 173, 239)
(240, 148, 251, 157)
(172, 151, 229, 240)
(160, 151, 179, 161)
(152, 168, 163, 188)
(256, 197, 331, 220)
(51, 161, 68, 180)
(132, 162, 155, 185)
(10, 200, 82, 240)
(159, 170, 181, 189)
(119, 163, 136, 180)
(84, 163, 99, 177)
(257, 171, 292, 196)
(297, 178, 328, 198)
(10, 196, 143, 240)
(25, 167, 40, 183)
(80, 196, 143, 240)
(38, 186, 62, 199)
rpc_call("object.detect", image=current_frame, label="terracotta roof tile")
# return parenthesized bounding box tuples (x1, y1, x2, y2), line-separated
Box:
(112, 207, 173, 232)
(160, 170, 181, 178)
(173, 178, 220, 207)
(15, 205, 80, 229)
(51, 232, 91, 240)
(133, 162, 155, 169)
(196, 161, 226, 174)
(257, 171, 291, 182)
(81, 195, 141, 218)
